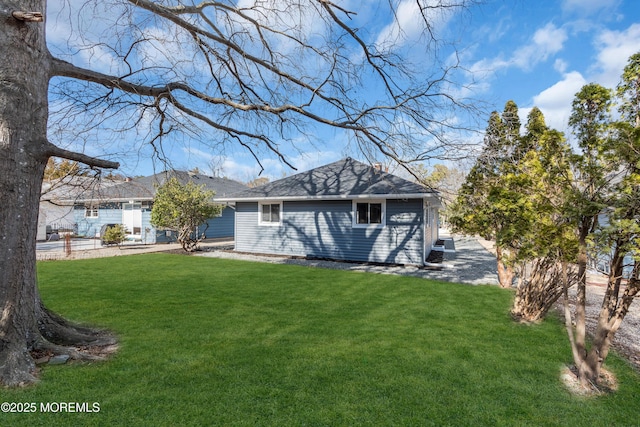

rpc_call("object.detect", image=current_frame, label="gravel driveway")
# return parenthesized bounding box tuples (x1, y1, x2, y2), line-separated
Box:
(199, 234, 500, 286)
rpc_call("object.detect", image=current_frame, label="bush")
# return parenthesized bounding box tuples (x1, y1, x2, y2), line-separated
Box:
(102, 224, 126, 247)
(151, 177, 222, 252)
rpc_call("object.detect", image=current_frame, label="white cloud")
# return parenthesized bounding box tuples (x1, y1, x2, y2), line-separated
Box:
(374, 0, 458, 52)
(531, 71, 587, 131)
(184, 148, 342, 182)
(233, 0, 329, 56)
(592, 23, 640, 87)
(468, 22, 568, 87)
(253, 150, 342, 181)
(178, 149, 261, 181)
(523, 22, 639, 137)
(512, 23, 568, 70)
(375, 1, 423, 51)
(562, 0, 620, 16)
(534, 23, 568, 54)
(554, 59, 568, 73)
(468, 56, 509, 79)
(216, 156, 265, 181)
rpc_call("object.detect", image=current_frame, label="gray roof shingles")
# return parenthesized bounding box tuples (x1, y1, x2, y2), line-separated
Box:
(76, 170, 247, 202)
(220, 158, 436, 200)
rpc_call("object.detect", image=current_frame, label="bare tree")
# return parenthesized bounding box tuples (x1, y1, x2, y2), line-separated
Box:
(0, 0, 478, 386)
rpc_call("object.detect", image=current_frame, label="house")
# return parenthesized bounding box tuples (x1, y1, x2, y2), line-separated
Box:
(38, 176, 121, 241)
(216, 158, 441, 266)
(68, 171, 247, 244)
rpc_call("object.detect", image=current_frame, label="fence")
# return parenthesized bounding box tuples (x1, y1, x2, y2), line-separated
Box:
(45, 223, 77, 240)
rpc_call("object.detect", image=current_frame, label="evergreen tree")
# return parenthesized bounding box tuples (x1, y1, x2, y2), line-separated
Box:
(502, 100, 522, 159)
(617, 52, 640, 128)
(510, 113, 577, 322)
(43, 158, 81, 181)
(449, 102, 528, 288)
(452, 100, 577, 314)
(560, 54, 640, 387)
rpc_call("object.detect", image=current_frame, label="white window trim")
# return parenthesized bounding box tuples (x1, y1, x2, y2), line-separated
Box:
(84, 206, 99, 218)
(352, 200, 386, 229)
(258, 201, 283, 226)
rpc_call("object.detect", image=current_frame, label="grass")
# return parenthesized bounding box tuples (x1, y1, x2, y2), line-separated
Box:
(1, 254, 639, 426)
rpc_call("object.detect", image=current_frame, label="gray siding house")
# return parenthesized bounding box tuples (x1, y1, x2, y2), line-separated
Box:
(68, 171, 247, 244)
(217, 158, 441, 266)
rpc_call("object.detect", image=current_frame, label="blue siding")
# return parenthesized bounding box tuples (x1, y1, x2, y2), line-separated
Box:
(74, 208, 158, 243)
(200, 206, 235, 238)
(74, 209, 122, 238)
(235, 199, 424, 265)
(75, 205, 236, 244)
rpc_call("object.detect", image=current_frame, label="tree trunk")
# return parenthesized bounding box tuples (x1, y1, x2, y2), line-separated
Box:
(495, 246, 514, 288)
(511, 258, 571, 323)
(0, 1, 114, 387)
(573, 223, 590, 363)
(579, 246, 640, 385)
(560, 220, 592, 386)
(566, 222, 640, 387)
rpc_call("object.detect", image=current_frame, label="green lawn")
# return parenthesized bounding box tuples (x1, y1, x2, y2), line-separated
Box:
(1, 254, 639, 426)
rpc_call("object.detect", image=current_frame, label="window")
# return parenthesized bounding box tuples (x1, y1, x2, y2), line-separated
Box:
(84, 206, 99, 218)
(260, 203, 282, 225)
(353, 201, 385, 227)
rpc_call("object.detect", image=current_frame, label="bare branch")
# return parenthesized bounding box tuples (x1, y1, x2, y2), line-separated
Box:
(47, 0, 482, 179)
(44, 141, 120, 170)
(319, 1, 397, 98)
(127, 0, 338, 105)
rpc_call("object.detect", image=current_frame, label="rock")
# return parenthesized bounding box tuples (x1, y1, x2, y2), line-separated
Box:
(48, 354, 70, 365)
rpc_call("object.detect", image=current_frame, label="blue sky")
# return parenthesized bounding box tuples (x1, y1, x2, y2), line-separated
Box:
(46, 0, 640, 182)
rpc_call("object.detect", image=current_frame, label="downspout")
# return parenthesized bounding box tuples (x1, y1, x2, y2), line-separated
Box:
(434, 205, 439, 243)
(232, 203, 238, 251)
(423, 198, 428, 266)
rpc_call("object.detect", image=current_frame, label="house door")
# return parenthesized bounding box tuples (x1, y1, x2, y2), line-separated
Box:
(122, 202, 142, 236)
(423, 199, 438, 262)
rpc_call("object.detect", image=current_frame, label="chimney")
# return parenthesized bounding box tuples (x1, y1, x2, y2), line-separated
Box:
(373, 163, 389, 173)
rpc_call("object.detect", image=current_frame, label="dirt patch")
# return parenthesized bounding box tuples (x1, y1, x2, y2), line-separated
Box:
(561, 365, 618, 397)
(30, 343, 118, 366)
(76, 343, 119, 359)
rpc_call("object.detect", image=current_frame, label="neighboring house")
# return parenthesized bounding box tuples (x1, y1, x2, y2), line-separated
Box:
(67, 171, 247, 244)
(216, 158, 441, 266)
(38, 176, 121, 241)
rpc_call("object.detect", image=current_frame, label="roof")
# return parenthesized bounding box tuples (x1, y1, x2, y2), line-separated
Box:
(41, 175, 120, 204)
(70, 171, 247, 203)
(216, 158, 439, 202)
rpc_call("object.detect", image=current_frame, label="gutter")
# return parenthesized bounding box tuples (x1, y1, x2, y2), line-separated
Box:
(215, 193, 440, 203)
